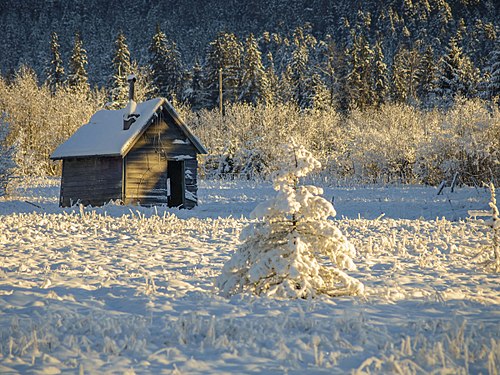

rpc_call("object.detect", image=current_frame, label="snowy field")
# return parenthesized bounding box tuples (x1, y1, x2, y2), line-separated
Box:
(0, 178, 499, 374)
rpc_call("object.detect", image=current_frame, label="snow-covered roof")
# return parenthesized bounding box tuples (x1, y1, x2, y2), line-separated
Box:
(50, 98, 207, 159)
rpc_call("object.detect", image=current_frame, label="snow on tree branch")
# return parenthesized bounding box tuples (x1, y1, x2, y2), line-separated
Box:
(216, 140, 364, 298)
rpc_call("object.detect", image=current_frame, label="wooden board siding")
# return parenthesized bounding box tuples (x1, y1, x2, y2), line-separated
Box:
(124, 113, 199, 207)
(183, 158, 198, 209)
(60, 157, 122, 207)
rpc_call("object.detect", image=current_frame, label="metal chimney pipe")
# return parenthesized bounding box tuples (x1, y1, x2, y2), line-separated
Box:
(124, 73, 139, 130)
(127, 74, 137, 101)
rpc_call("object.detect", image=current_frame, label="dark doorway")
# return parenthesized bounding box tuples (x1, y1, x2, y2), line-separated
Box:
(167, 160, 185, 207)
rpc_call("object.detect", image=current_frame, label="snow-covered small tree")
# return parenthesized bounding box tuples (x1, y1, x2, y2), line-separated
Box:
(216, 140, 364, 298)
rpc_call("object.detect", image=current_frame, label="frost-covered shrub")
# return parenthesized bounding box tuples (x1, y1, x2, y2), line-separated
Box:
(191, 99, 499, 185)
(468, 182, 500, 272)
(2, 66, 104, 176)
(441, 98, 499, 185)
(190, 102, 344, 179)
(216, 141, 364, 298)
(415, 99, 500, 185)
(346, 104, 427, 184)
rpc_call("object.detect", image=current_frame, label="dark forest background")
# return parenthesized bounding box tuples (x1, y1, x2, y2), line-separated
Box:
(0, 0, 498, 89)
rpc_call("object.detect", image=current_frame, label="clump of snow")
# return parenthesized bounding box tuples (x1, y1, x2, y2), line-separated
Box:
(173, 139, 189, 145)
(216, 141, 364, 298)
(173, 155, 194, 160)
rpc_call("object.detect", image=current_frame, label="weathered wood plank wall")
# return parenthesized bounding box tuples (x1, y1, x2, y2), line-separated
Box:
(60, 157, 122, 207)
(124, 112, 199, 207)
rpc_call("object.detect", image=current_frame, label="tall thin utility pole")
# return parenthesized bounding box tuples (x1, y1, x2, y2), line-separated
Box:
(219, 68, 223, 115)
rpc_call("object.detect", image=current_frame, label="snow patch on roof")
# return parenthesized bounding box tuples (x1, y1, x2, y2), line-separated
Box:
(51, 98, 163, 159)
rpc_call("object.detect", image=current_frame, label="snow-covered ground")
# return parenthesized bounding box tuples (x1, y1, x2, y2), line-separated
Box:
(0, 178, 499, 374)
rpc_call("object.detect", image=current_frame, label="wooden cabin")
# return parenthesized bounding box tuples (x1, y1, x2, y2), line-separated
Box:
(50, 79, 207, 208)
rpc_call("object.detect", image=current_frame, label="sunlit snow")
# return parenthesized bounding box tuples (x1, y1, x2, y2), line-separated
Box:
(0, 178, 499, 374)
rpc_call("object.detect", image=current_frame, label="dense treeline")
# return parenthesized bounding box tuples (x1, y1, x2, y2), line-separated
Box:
(0, 0, 499, 189)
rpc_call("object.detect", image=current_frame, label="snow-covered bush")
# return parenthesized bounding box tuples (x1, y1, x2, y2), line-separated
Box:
(415, 98, 500, 185)
(190, 102, 344, 179)
(442, 98, 499, 185)
(191, 99, 499, 186)
(216, 140, 364, 298)
(1, 66, 104, 176)
(346, 103, 426, 184)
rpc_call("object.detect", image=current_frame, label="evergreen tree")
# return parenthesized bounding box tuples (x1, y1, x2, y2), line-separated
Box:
(278, 65, 295, 104)
(416, 45, 436, 106)
(239, 33, 270, 105)
(264, 52, 279, 104)
(148, 24, 183, 101)
(346, 32, 374, 110)
(130, 60, 155, 102)
(109, 31, 131, 108)
(46, 31, 65, 94)
(149, 24, 170, 97)
(372, 40, 388, 107)
(486, 38, 500, 100)
(318, 35, 341, 109)
(67, 31, 89, 93)
(288, 26, 317, 108)
(335, 46, 352, 114)
(204, 31, 243, 109)
(434, 36, 481, 105)
(391, 47, 420, 104)
(216, 140, 364, 298)
(310, 73, 330, 111)
(188, 57, 206, 111)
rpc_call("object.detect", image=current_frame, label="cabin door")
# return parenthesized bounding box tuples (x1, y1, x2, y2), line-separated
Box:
(167, 160, 185, 207)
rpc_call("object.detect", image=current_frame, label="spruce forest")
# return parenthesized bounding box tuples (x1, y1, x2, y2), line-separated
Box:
(0, 0, 499, 185)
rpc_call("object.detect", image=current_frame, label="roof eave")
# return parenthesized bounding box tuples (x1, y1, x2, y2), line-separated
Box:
(50, 153, 122, 160)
